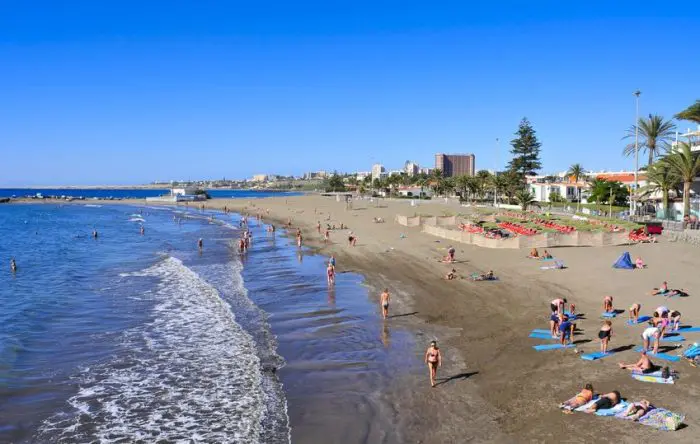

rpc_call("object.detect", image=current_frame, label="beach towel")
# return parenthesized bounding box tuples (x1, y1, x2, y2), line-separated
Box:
(580, 351, 615, 361)
(638, 408, 685, 431)
(633, 347, 681, 362)
(602, 312, 617, 318)
(683, 345, 700, 359)
(678, 326, 700, 332)
(612, 251, 634, 269)
(573, 398, 628, 416)
(631, 373, 675, 384)
(532, 343, 574, 351)
(627, 316, 651, 325)
(531, 329, 553, 334)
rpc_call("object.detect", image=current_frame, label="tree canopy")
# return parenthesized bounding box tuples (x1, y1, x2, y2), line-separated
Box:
(675, 100, 700, 124)
(507, 118, 542, 177)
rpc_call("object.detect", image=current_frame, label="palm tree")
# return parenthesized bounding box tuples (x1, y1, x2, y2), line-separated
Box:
(623, 115, 677, 166)
(515, 189, 536, 211)
(455, 175, 470, 202)
(566, 163, 585, 212)
(639, 159, 680, 219)
(430, 168, 444, 196)
(490, 173, 508, 205)
(443, 177, 456, 196)
(675, 100, 700, 124)
(665, 142, 700, 217)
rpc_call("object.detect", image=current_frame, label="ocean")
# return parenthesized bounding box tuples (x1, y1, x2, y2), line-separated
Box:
(0, 188, 301, 200)
(0, 201, 416, 443)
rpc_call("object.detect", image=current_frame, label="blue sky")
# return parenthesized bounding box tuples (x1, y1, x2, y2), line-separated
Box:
(1, 1, 699, 185)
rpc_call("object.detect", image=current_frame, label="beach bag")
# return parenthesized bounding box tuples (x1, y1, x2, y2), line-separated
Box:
(663, 412, 683, 431)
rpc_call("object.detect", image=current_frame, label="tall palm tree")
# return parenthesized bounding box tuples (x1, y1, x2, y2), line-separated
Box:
(490, 174, 508, 205)
(566, 163, 585, 212)
(623, 115, 677, 166)
(639, 159, 680, 219)
(675, 100, 700, 124)
(665, 142, 700, 217)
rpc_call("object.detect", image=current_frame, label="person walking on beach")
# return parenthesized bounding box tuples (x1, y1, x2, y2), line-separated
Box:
(424, 341, 442, 387)
(324, 227, 330, 244)
(296, 229, 303, 247)
(447, 246, 456, 263)
(380, 289, 390, 319)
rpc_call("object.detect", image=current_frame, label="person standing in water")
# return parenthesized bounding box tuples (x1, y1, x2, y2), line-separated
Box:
(198, 238, 203, 252)
(380, 288, 390, 320)
(140, 225, 145, 235)
(10, 258, 17, 273)
(326, 263, 335, 286)
(296, 229, 303, 247)
(92, 229, 98, 239)
(424, 341, 442, 387)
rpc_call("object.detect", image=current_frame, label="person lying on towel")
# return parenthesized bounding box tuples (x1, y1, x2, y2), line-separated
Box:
(584, 391, 621, 413)
(559, 383, 594, 412)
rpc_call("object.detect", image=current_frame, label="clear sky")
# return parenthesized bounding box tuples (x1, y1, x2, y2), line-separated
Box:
(1, 1, 699, 186)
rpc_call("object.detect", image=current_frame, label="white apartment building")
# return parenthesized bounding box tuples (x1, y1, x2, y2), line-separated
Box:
(371, 163, 386, 181)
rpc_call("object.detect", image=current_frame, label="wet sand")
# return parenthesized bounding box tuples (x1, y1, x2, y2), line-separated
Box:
(17, 196, 700, 442)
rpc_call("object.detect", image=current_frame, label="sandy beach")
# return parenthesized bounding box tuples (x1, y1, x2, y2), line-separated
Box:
(14, 195, 700, 442)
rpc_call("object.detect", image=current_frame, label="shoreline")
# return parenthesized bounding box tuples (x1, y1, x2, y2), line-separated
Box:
(8, 195, 700, 441)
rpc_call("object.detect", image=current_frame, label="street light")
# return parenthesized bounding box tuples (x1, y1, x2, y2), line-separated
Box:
(632, 90, 641, 216)
(494, 137, 500, 207)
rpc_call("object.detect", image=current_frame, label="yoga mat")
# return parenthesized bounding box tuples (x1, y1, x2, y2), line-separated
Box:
(602, 312, 617, 318)
(627, 316, 651, 325)
(529, 332, 557, 340)
(678, 327, 700, 332)
(533, 343, 575, 351)
(532, 329, 553, 334)
(580, 351, 615, 361)
(632, 373, 675, 384)
(634, 347, 681, 362)
(660, 335, 685, 342)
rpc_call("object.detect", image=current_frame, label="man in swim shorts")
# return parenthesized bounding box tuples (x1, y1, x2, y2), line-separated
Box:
(585, 391, 621, 413)
(380, 289, 390, 320)
(618, 350, 657, 373)
(641, 326, 661, 354)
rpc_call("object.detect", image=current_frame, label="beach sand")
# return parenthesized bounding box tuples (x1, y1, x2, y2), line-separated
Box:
(16, 195, 700, 442)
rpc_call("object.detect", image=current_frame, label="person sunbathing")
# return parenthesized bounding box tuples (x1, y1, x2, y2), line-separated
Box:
(528, 248, 539, 259)
(635, 257, 646, 269)
(629, 303, 641, 323)
(650, 281, 668, 295)
(620, 400, 653, 421)
(444, 269, 458, 280)
(584, 391, 621, 413)
(472, 270, 495, 281)
(542, 250, 553, 259)
(559, 383, 594, 412)
(618, 351, 658, 373)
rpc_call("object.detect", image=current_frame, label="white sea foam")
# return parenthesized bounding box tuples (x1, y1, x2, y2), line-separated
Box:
(37, 257, 267, 443)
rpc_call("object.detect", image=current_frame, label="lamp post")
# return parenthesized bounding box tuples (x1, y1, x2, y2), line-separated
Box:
(632, 90, 641, 217)
(494, 137, 499, 207)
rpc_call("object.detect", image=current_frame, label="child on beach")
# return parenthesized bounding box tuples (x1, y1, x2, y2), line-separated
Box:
(348, 232, 357, 247)
(559, 383, 594, 412)
(635, 257, 646, 269)
(447, 246, 456, 263)
(603, 295, 613, 313)
(380, 289, 390, 319)
(629, 303, 641, 323)
(650, 281, 668, 295)
(598, 320, 613, 354)
(424, 341, 442, 388)
(324, 228, 330, 243)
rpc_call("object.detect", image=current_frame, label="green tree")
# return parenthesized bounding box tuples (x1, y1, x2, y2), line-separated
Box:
(665, 142, 700, 217)
(455, 175, 471, 202)
(623, 114, 676, 166)
(589, 179, 629, 209)
(502, 170, 524, 204)
(443, 177, 456, 196)
(566, 163, 586, 212)
(515, 189, 536, 211)
(675, 100, 700, 124)
(638, 159, 680, 219)
(507, 118, 542, 178)
(475, 170, 492, 201)
(430, 168, 444, 196)
(490, 173, 509, 205)
(325, 174, 346, 192)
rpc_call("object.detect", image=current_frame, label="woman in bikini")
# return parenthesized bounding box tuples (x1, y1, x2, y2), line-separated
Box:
(621, 400, 653, 421)
(559, 383, 594, 412)
(327, 263, 335, 286)
(598, 320, 613, 354)
(424, 341, 442, 387)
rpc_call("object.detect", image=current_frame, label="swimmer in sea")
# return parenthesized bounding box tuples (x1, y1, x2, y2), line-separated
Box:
(238, 238, 246, 253)
(327, 263, 335, 285)
(10, 258, 17, 273)
(140, 225, 145, 235)
(380, 288, 390, 320)
(198, 238, 203, 252)
(424, 340, 442, 387)
(92, 229, 98, 239)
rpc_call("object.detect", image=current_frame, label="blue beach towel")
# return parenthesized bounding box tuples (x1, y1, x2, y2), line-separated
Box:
(627, 316, 651, 325)
(678, 326, 700, 332)
(529, 332, 557, 340)
(660, 335, 685, 343)
(580, 351, 615, 361)
(633, 347, 681, 362)
(532, 329, 553, 334)
(532, 343, 574, 351)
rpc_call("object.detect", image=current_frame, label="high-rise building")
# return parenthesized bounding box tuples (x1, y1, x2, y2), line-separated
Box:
(371, 163, 386, 181)
(404, 160, 420, 176)
(434, 153, 476, 177)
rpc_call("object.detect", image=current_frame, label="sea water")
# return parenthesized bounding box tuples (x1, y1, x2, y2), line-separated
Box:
(0, 203, 416, 443)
